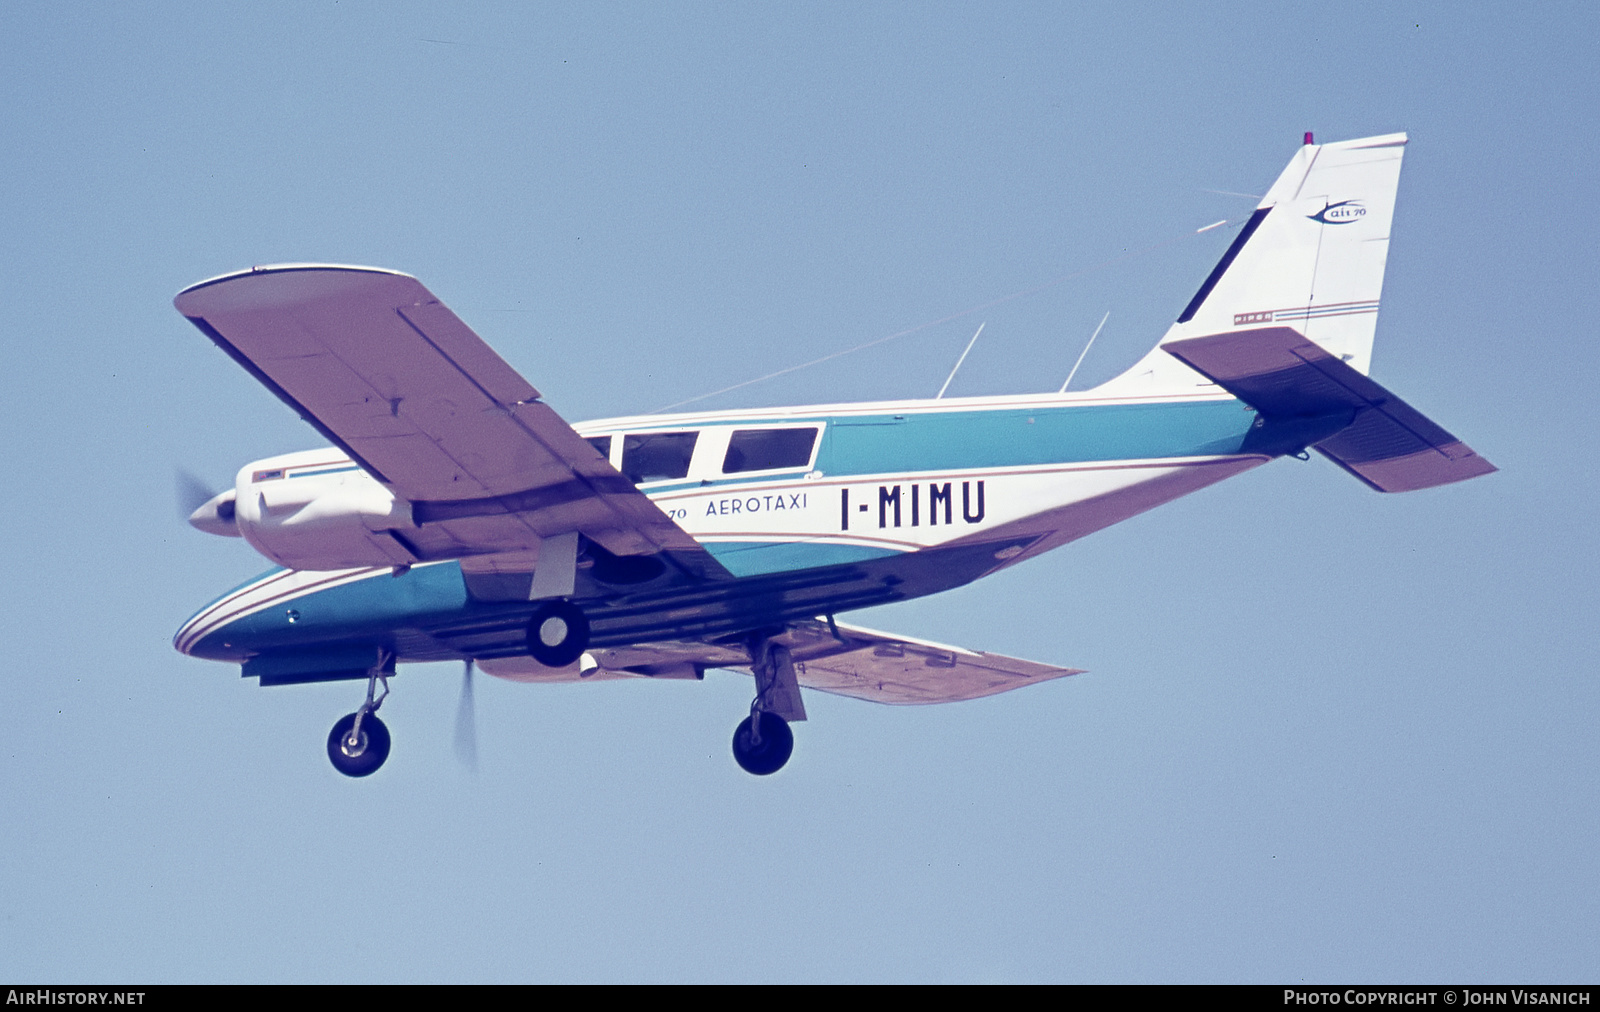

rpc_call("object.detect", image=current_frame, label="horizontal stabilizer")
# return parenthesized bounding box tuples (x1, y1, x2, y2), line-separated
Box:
(1165, 327, 1496, 492)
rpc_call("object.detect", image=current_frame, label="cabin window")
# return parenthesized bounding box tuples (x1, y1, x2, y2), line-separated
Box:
(722, 427, 818, 474)
(585, 435, 612, 461)
(621, 431, 699, 483)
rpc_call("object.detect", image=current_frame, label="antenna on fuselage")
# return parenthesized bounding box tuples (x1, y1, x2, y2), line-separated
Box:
(1059, 311, 1109, 393)
(936, 322, 986, 399)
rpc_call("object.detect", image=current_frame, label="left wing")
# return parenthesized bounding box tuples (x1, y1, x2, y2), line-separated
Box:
(480, 619, 1083, 705)
(176, 264, 728, 579)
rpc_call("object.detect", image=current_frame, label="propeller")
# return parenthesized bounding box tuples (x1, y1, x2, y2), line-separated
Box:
(176, 468, 240, 536)
(175, 468, 221, 522)
(454, 658, 478, 772)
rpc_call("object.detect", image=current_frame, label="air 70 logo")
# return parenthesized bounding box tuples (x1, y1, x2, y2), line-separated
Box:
(1308, 200, 1366, 225)
(840, 482, 986, 531)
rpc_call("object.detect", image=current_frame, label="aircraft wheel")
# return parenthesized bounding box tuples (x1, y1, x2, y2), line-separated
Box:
(327, 712, 391, 778)
(528, 600, 590, 667)
(732, 712, 793, 776)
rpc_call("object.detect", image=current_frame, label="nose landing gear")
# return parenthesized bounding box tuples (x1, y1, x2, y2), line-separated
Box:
(327, 710, 390, 777)
(327, 661, 392, 778)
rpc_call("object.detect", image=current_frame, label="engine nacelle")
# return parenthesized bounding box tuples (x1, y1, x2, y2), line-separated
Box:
(229, 450, 417, 570)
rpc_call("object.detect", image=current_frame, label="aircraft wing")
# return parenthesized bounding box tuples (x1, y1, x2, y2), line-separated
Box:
(479, 618, 1083, 704)
(779, 619, 1083, 704)
(175, 264, 728, 578)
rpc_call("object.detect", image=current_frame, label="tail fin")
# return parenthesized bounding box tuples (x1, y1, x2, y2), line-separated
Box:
(1097, 132, 1408, 394)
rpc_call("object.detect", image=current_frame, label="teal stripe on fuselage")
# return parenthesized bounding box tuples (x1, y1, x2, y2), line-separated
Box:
(630, 398, 1255, 493)
(817, 399, 1251, 476)
(194, 562, 473, 658)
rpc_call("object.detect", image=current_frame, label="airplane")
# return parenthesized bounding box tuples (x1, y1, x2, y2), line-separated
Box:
(173, 131, 1494, 778)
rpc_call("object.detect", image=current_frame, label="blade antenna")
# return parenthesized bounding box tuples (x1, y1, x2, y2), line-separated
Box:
(936, 322, 985, 399)
(1059, 312, 1109, 393)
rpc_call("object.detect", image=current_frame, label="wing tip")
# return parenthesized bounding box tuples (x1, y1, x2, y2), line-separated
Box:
(174, 263, 416, 309)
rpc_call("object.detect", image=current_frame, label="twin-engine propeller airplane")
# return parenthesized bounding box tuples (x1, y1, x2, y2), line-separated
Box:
(175, 132, 1493, 777)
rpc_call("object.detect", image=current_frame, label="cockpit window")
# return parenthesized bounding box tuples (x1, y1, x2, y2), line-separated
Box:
(621, 431, 698, 484)
(722, 427, 818, 473)
(585, 435, 612, 461)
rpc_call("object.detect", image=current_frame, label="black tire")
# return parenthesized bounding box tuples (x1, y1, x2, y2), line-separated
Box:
(326, 712, 391, 778)
(732, 712, 794, 776)
(527, 600, 590, 667)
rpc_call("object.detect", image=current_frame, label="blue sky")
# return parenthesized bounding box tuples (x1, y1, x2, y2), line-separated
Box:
(2, 2, 1595, 982)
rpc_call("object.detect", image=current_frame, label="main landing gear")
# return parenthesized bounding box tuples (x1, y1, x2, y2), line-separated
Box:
(327, 661, 392, 778)
(732, 711, 793, 776)
(732, 639, 807, 776)
(528, 599, 590, 668)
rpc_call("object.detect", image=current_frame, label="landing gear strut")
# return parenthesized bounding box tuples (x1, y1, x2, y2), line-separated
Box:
(327, 661, 392, 778)
(731, 639, 806, 776)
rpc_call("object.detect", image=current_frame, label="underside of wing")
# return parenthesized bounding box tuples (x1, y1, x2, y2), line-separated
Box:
(779, 620, 1083, 704)
(479, 618, 1082, 704)
(176, 264, 728, 579)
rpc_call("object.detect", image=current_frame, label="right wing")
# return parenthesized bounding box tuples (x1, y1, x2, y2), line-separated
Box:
(480, 618, 1083, 705)
(176, 264, 729, 579)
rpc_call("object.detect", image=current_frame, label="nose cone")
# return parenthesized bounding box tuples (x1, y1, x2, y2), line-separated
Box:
(189, 489, 241, 537)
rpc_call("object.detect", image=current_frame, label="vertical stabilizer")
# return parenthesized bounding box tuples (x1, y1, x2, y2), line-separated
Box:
(1096, 133, 1408, 395)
